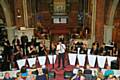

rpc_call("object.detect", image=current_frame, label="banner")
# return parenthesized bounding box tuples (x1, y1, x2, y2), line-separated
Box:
(77, 54, 86, 66)
(97, 56, 106, 68)
(77, 48, 80, 54)
(48, 55, 57, 64)
(87, 48, 91, 55)
(68, 53, 77, 65)
(38, 56, 46, 65)
(16, 59, 26, 69)
(88, 55, 97, 67)
(106, 56, 117, 67)
(27, 57, 36, 67)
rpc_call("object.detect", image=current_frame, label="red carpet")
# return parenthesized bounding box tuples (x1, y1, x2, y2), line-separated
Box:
(46, 63, 74, 80)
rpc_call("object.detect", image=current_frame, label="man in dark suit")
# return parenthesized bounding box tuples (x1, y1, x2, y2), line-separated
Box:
(21, 32, 28, 56)
(2, 38, 12, 71)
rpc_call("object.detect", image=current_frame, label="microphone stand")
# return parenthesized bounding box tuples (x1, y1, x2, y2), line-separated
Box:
(52, 51, 54, 70)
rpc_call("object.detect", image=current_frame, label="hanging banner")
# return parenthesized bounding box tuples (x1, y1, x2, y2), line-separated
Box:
(107, 56, 117, 67)
(68, 53, 77, 65)
(16, 59, 26, 69)
(88, 55, 97, 67)
(77, 54, 86, 66)
(27, 57, 36, 67)
(48, 55, 57, 64)
(97, 56, 106, 68)
(38, 56, 46, 65)
(77, 48, 80, 54)
(87, 48, 91, 55)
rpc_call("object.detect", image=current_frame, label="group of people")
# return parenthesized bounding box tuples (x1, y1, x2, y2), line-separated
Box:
(70, 39, 119, 57)
(3, 64, 48, 80)
(1, 34, 119, 71)
(70, 64, 118, 80)
(1, 34, 120, 80)
(3, 64, 119, 80)
(1, 32, 67, 71)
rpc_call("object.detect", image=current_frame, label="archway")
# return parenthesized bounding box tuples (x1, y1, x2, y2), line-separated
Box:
(0, 0, 14, 43)
(104, 0, 119, 44)
(0, 0, 13, 27)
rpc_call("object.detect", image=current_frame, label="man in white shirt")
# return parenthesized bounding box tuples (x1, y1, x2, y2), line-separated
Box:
(56, 41, 66, 69)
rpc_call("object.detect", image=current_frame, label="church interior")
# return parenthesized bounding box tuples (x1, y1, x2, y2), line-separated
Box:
(0, 0, 120, 80)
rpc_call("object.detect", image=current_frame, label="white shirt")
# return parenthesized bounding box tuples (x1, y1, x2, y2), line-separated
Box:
(56, 43, 66, 54)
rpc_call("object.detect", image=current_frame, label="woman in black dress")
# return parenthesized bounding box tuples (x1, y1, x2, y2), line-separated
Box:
(38, 42, 47, 56)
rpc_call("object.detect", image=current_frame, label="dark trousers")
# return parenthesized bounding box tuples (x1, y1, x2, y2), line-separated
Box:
(58, 53, 65, 68)
(21, 44, 28, 56)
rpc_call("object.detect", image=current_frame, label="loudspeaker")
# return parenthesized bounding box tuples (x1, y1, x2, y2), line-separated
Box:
(64, 71, 73, 79)
(111, 60, 119, 69)
(48, 71, 56, 78)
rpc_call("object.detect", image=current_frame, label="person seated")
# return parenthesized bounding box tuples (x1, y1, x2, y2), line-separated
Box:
(26, 69, 36, 80)
(111, 76, 118, 80)
(36, 68, 47, 80)
(41, 65, 48, 75)
(104, 66, 114, 79)
(106, 74, 114, 80)
(95, 68, 104, 80)
(3, 72, 13, 80)
(84, 64, 93, 80)
(20, 66, 28, 78)
(15, 72, 24, 80)
(71, 69, 85, 80)
(31, 64, 38, 76)
(72, 64, 81, 75)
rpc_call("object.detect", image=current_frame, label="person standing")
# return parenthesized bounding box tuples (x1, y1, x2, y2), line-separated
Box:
(31, 35, 36, 47)
(20, 32, 28, 56)
(2, 38, 12, 71)
(12, 35, 20, 47)
(56, 41, 66, 69)
(49, 42, 56, 69)
(38, 41, 47, 56)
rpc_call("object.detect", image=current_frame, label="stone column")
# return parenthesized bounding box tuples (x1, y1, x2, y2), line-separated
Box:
(95, 0, 105, 44)
(91, 0, 96, 43)
(23, 0, 28, 27)
(104, 25, 114, 44)
(7, 27, 16, 45)
(0, 0, 15, 45)
(0, 0, 12, 27)
(107, 0, 119, 26)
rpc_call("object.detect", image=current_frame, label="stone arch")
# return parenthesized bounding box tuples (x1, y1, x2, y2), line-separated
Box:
(104, 0, 119, 43)
(0, 0, 13, 27)
(0, 0, 15, 44)
(107, 0, 119, 26)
